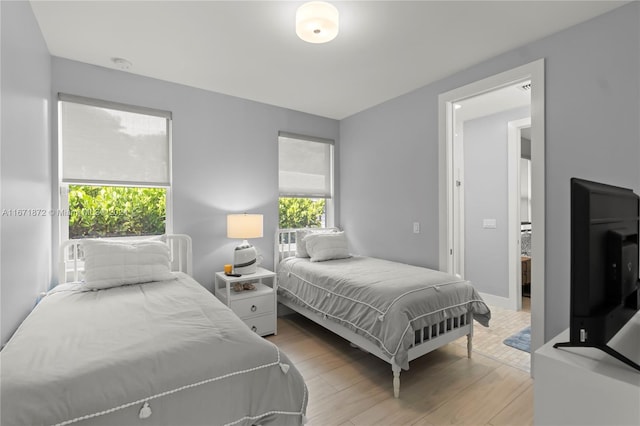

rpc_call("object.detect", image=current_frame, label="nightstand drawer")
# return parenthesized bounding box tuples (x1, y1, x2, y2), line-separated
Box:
(230, 294, 274, 318)
(243, 313, 276, 336)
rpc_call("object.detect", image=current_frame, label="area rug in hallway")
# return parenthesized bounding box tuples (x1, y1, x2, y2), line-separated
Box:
(503, 326, 531, 353)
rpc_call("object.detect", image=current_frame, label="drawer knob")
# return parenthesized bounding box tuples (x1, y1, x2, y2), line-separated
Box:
(251, 326, 258, 332)
(251, 305, 257, 312)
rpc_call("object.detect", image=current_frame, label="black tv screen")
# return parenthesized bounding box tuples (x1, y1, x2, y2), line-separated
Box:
(556, 178, 640, 371)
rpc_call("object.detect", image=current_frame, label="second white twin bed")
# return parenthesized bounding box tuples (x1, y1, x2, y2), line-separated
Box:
(275, 228, 491, 398)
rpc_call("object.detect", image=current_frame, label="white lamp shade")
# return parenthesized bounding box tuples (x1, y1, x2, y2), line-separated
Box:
(227, 214, 263, 239)
(296, 1, 339, 44)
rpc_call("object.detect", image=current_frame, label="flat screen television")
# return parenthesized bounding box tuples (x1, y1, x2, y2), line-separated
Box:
(554, 178, 640, 371)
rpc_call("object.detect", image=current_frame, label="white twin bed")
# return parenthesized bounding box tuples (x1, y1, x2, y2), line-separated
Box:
(1, 235, 307, 426)
(275, 228, 491, 398)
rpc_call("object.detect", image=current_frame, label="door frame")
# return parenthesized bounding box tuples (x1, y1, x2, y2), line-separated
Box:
(438, 58, 546, 360)
(508, 118, 531, 311)
(452, 113, 466, 278)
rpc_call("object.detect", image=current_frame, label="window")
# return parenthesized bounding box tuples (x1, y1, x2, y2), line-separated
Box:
(59, 94, 172, 240)
(278, 132, 334, 229)
(67, 185, 166, 239)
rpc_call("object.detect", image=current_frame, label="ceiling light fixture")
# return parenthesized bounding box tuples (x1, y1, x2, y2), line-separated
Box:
(296, 1, 339, 44)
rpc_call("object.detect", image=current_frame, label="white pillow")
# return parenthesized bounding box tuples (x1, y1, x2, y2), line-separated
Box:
(295, 228, 338, 258)
(304, 232, 351, 262)
(82, 240, 175, 290)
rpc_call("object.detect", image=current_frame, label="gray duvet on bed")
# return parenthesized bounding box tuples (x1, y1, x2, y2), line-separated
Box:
(1, 273, 307, 426)
(277, 256, 491, 369)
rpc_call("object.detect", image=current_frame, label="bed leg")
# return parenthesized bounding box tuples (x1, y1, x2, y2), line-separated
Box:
(392, 363, 401, 398)
(467, 333, 473, 358)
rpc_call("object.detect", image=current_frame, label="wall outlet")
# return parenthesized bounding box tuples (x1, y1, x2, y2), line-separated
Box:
(482, 219, 497, 229)
(413, 222, 420, 233)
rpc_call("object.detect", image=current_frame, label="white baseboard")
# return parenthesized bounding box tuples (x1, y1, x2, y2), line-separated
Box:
(479, 292, 515, 310)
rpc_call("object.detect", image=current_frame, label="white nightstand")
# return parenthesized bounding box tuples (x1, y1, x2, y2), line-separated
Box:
(214, 267, 277, 336)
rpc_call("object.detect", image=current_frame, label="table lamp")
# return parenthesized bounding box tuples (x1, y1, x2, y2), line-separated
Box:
(227, 213, 263, 275)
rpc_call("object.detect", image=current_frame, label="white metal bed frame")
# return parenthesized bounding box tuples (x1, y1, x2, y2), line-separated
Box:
(274, 228, 473, 398)
(59, 234, 193, 283)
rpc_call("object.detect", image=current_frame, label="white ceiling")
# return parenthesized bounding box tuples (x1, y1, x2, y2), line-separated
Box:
(30, 1, 628, 120)
(455, 80, 531, 122)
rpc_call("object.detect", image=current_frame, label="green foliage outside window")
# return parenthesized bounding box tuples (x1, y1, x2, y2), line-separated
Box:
(69, 185, 166, 238)
(279, 197, 325, 229)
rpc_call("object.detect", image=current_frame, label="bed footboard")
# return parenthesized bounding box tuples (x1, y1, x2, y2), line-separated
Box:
(279, 295, 474, 398)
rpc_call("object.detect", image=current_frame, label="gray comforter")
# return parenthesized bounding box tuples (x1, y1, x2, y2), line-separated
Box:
(1, 273, 307, 426)
(278, 256, 491, 369)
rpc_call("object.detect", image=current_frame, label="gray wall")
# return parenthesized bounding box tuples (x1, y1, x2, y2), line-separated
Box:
(339, 2, 640, 341)
(1, 1, 53, 344)
(463, 107, 530, 298)
(50, 58, 339, 293)
(340, 88, 438, 268)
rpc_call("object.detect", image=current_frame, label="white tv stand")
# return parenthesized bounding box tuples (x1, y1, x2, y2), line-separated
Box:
(534, 311, 640, 425)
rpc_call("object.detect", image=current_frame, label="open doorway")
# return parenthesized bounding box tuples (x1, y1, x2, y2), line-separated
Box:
(511, 120, 532, 311)
(438, 59, 545, 373)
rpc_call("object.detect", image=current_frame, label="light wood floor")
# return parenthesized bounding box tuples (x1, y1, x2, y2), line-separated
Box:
(268, 314, 533, 426)
(454, 298, 531, 373)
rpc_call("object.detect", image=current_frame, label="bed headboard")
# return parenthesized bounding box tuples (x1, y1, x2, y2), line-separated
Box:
(58, 234, 193, 284)
(274, 228, 340, 271)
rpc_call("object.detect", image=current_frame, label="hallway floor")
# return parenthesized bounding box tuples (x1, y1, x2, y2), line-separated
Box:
(454, 297, 531, 372)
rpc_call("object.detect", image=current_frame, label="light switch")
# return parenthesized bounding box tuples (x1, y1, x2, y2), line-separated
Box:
(413, 222, 420, 233)
(482, 219, 497, 229)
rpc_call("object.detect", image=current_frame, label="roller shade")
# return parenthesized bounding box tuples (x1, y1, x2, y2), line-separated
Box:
(60, 94, 171, 186)
(278, 133, 333, 198)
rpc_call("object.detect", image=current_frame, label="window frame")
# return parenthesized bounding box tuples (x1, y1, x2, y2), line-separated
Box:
(58, 94, 173, 242)
(278, 132, 334, 228)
